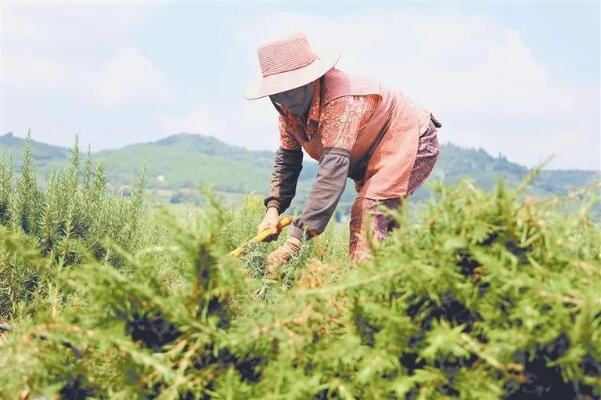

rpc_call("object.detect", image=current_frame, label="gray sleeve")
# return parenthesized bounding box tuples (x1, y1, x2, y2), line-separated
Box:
(290, 147, 350, 241)
(264, 147, 303, 213)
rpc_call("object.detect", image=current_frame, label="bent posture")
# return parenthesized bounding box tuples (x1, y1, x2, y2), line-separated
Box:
(244, 32, 441, 278)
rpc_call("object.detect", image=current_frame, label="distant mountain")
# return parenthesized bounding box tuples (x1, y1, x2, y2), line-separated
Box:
(0, 132, 70, 170)
(1, 132, 599, 213)
(426, 143, 598, 200)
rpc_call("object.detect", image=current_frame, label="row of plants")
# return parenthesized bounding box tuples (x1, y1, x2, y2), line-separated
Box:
(0, 134, 599, 399)
(0, 132, 146, 320)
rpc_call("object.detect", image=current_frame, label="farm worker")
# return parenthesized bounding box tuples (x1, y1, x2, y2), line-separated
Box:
(244, 32, 441, 278)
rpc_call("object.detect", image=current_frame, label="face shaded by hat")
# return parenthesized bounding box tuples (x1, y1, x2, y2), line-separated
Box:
(269, 80, 317, 118)
(244, 32, 340, 100)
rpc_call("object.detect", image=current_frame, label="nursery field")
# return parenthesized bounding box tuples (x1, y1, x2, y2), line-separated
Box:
(0, 136, 600, 399)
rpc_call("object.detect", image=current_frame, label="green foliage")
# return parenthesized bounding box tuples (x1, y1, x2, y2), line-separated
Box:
(2, 132, 599, 213)
(12, 131, 41, 235)
(0, 226, 51, 323)
(0, 132, 70, 181)
(0, 134, 147, 319)
(0, 151, 12, 225)
(0, 170, 599, 399)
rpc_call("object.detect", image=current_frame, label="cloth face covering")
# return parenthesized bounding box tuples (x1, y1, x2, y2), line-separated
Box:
(270, 82, 315, 118)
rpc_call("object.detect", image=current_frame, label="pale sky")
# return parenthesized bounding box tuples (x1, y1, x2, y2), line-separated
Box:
(1, 1, 599, 170)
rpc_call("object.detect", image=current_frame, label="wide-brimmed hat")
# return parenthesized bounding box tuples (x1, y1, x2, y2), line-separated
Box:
(244, 32, 341, 100)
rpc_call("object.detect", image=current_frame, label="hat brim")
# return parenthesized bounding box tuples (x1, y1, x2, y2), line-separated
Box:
(244, 48, 341, 100)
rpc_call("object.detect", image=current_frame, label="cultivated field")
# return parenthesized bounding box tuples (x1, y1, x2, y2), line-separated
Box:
(0, 137, 600, 399)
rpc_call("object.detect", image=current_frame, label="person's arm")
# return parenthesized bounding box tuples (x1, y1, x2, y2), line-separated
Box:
(264, 147, 303, 213)
(290, 95, 377, 240)
(290, 147, 350, 240)
(263, 116, 303, 213)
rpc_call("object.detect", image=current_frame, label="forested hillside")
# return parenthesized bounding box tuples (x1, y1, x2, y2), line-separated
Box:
(1, 132, 598, 214)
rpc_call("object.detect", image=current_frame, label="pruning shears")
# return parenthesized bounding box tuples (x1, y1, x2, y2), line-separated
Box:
(228, 215, 294, 258)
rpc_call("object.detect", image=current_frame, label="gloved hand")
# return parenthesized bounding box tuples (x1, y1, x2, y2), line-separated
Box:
(257, 207, 281, 242)
(265, 236, 302, 280)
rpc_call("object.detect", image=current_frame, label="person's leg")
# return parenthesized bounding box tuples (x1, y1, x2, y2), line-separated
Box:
(348, 121, 439, 261)
(349, 197, 402, 261)
(380, 197, 402, 233)
(349, 196, 368, 260)
(407, 121, 439, 195)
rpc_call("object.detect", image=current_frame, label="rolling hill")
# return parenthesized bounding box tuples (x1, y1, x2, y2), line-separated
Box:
(1, 132, 599, 215)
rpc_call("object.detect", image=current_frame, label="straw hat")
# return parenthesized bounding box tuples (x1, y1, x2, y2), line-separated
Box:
(244, 32, 341, 100)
